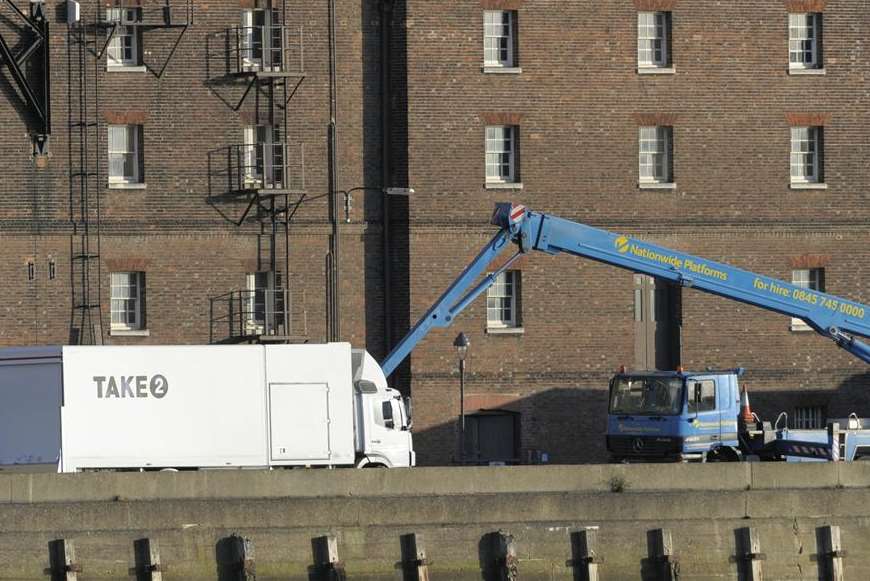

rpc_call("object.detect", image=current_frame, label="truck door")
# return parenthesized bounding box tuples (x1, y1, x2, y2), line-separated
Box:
(269, 383, 330, 461)
(687, 378, 719, 446)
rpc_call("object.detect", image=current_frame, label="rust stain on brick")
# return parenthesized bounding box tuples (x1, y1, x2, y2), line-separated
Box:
(480, 112, 524, 126)
(784, 0, 826, 13)
(788, 254, 831, 268)
(785, 112, 831, 126)
(633, 0, 678, 11)
(633, 112, 679, 126)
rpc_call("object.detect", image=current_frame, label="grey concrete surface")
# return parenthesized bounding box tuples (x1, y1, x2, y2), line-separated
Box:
(1, 464, 869, 579)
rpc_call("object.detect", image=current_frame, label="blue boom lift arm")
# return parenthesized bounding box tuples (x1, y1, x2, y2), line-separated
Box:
(381, 203, 870, 377)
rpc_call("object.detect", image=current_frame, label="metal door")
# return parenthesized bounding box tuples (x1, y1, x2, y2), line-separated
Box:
(634, 275, 682, 370)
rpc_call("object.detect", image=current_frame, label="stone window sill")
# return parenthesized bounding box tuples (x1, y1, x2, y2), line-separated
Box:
(788, 67, 825, 76)
(109, 182, 147, 190)
(790, 182, 827, 190)
(485, 182, 524, 190)
(638, 182, 676, 190)
(482, 66, 523, 74)
(486, 327, 525, 335)
(638, 66, 675, 75)
(107, 65, 147, 73)
(110, 329, 150, 337)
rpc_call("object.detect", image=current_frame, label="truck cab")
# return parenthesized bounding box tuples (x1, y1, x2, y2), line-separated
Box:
(606, 370, 741, 462)
(352, 349, 415, 468)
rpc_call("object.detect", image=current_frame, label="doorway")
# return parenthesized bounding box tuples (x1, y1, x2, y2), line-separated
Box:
(633, 275, 682, 370)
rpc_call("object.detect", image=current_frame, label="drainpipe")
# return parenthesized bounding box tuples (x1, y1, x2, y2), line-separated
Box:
(327, 0, 340, 341)
(380, 0, 394, 361)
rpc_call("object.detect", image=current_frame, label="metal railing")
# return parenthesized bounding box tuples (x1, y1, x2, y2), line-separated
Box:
(231, 25, 292, 74)
(209, 288, 292, 344)
(225, 141, 304, 193)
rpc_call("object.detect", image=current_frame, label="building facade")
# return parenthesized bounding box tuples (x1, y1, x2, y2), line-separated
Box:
(0, 0, 867, 466)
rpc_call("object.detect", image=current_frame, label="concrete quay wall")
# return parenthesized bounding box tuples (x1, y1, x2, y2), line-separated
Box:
(0, 464, 868, 579)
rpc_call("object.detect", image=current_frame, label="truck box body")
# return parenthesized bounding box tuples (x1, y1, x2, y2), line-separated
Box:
(0, 347, 63, 469)
(0, 343, 410, 472)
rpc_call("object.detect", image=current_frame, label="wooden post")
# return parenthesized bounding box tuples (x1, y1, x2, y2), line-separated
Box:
(492, 530, 518, 581)
(736, 527, 765, 581)
(47, 539, 80, 581)
(312, 534, 346, 581)
(568, 528, 600, 581)
(648, 528, 678, 581)
(133, 538, 163, 581)
(400, 533, 430, 581)
(818, 525, 845, 581)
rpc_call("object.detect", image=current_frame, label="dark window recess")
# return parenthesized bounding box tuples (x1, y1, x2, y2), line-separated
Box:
(27, 261, 35, 281)
(48, 260, 56, 280)
(382, 400, 395, 429)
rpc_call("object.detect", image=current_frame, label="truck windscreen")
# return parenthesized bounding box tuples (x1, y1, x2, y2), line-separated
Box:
(609, 377, 684, 416)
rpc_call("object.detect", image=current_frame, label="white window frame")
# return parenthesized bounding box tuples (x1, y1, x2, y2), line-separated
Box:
(794, 405, 825, 429)
(485, 125, 517, 184)
(789, 13, 820, 70)
(106, 7, 140, 69)
(108, 125, 141, 185)
(637, 11, 669, 69)
(790, 126, 822, 185)
(486, 271, 519, 329)
(638, 126, 672, 185)
(791, 268, 824, 330)
(110, 272, 144, 331)
(483, 10, 515, 68)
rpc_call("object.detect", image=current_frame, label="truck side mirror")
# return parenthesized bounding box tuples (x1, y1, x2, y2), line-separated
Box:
(694, 384, 702, 405)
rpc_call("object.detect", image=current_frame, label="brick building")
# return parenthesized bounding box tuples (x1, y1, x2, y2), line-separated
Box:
(1, 0, 867, 465)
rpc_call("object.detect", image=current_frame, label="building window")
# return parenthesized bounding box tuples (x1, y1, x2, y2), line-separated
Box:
(638, 126, 673, 186)
(789, 13, 821, 70)
(486, 271, 520, 329)
(241, 8, 280, 72)
(794, 405, 825, 429)
(111, 272, 145, 331)
(485, 126, 518, 184)
(637, 12, 670, 69)
(483, 10, 516, 68)
(106, 8, 141, 68)
(242, 125, 284, 189)
(791, 268, 824, 330)
(108, 125, 142, 185)
(790, 126, 823, 185)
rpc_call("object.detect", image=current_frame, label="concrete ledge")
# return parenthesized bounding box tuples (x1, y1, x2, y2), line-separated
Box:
(5, 462, 868, 504)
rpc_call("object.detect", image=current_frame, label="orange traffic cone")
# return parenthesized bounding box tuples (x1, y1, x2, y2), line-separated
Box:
(740, 385, 755, 429)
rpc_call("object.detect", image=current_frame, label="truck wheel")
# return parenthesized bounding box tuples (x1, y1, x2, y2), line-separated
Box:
(364, 462, 387, 469)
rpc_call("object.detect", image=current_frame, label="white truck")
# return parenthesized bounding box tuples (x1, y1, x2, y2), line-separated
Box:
(0, 343, 414, 472)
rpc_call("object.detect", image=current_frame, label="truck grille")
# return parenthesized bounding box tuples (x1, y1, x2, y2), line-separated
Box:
(607, 436, 681, 458)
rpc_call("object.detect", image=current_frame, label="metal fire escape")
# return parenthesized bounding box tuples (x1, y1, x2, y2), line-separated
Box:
(66, 0, 191, 344)
(0, 0, 50, 154)
(208, 0, 306, 344)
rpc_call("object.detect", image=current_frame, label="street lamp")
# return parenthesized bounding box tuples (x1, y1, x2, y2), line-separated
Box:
(453, 331, 470, 464)
(343, 186, 415, 222)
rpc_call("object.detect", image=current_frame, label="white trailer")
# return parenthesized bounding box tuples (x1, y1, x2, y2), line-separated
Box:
(0, 343, 414, 472)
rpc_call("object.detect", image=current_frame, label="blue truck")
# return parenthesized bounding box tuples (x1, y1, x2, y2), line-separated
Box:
(381, 203, 870, 463)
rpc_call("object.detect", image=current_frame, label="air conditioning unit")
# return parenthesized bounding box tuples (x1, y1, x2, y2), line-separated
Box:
(67, 0, 80, 24)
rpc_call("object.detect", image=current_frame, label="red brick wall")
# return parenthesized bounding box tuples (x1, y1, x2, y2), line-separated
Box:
(402, 0, 870, 464)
